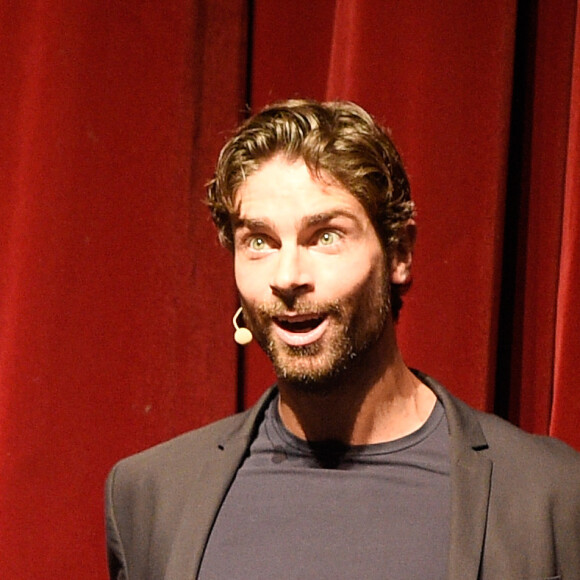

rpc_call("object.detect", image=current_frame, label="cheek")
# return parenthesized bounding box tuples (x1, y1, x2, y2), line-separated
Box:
(234, 259, 266, 301)
(234, 260, 249, 296)
(321, 253, 385, 299)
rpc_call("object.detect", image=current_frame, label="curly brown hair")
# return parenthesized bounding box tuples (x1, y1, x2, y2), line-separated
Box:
(206, 99, 415, 319)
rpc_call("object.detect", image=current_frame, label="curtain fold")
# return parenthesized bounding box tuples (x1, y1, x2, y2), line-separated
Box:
(508, 0, 579, 441)
(550, 5, 580, 442)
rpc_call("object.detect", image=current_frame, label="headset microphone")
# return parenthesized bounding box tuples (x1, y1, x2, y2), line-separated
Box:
(233, 307, 253, 345)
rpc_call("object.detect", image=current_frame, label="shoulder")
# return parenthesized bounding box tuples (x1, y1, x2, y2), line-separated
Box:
(109, 388, 276, 486)
(107, 386, 277, 494)
(108, 406, 264, 501)
(112, 409, 251, 476)
(474, 406, 580, 474)
(106, 387, 279, 521)
(416, 369, 580, 479)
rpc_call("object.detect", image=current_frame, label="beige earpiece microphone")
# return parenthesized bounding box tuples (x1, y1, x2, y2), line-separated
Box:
(233, 307, 253, 345)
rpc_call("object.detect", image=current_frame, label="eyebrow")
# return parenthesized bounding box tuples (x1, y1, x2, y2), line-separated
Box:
(302, 209, 362, 228)
(233, 209, 362, 233)
(232, 217, 272, 232)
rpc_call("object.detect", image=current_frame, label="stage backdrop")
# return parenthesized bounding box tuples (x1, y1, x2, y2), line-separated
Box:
(1, 0, 578, 577)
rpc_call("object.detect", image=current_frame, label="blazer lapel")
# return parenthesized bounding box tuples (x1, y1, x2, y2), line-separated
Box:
(447, 443, 492, 579)
(416, 372, 492, 580)
(164, 388, 276, 580)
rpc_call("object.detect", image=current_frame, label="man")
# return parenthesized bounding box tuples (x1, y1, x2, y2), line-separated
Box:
(106, 100, 580, 579)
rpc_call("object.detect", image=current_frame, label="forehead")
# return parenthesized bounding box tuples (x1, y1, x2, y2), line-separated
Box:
(234, 156, 368, 222)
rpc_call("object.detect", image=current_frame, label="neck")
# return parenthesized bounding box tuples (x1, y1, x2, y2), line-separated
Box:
(276, 324, 436, 446)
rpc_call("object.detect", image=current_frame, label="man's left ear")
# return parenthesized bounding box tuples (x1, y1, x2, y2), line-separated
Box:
(389, 220, 416, 285)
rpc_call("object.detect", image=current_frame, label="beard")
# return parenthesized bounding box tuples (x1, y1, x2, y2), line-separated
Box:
(240, 269, 391, 394)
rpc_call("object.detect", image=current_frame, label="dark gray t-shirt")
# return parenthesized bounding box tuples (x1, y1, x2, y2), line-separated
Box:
(199, 396, 450, 579)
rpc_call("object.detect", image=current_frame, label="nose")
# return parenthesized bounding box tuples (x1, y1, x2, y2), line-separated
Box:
(269, 245, 313, 304)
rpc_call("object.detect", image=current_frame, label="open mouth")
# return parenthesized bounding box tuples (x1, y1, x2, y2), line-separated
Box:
(274, 315, 326, 333)
(272, 314, 329, 346)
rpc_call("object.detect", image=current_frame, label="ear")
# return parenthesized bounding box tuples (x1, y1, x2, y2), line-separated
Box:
(389, 220, 416, 285)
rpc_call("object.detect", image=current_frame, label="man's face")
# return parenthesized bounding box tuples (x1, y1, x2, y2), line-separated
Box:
(233, 156, 392, 390)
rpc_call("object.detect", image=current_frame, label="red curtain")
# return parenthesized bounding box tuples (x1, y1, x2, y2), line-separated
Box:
(1, 0, 578, 577)
(507, 0, 580, 440)
(0, 1, 246, 576)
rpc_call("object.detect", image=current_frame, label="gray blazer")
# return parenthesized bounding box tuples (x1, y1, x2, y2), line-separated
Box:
(106, 372, 580, 579)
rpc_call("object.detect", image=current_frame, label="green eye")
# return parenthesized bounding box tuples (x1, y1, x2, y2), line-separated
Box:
(319, 231, 338, 245)
(249, 236, 267, 251)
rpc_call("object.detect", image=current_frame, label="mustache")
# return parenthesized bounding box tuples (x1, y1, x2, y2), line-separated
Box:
(253, 300, 343, 318)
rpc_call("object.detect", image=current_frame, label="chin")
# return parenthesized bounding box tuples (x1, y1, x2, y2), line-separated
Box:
(270, 340, 358, 395)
